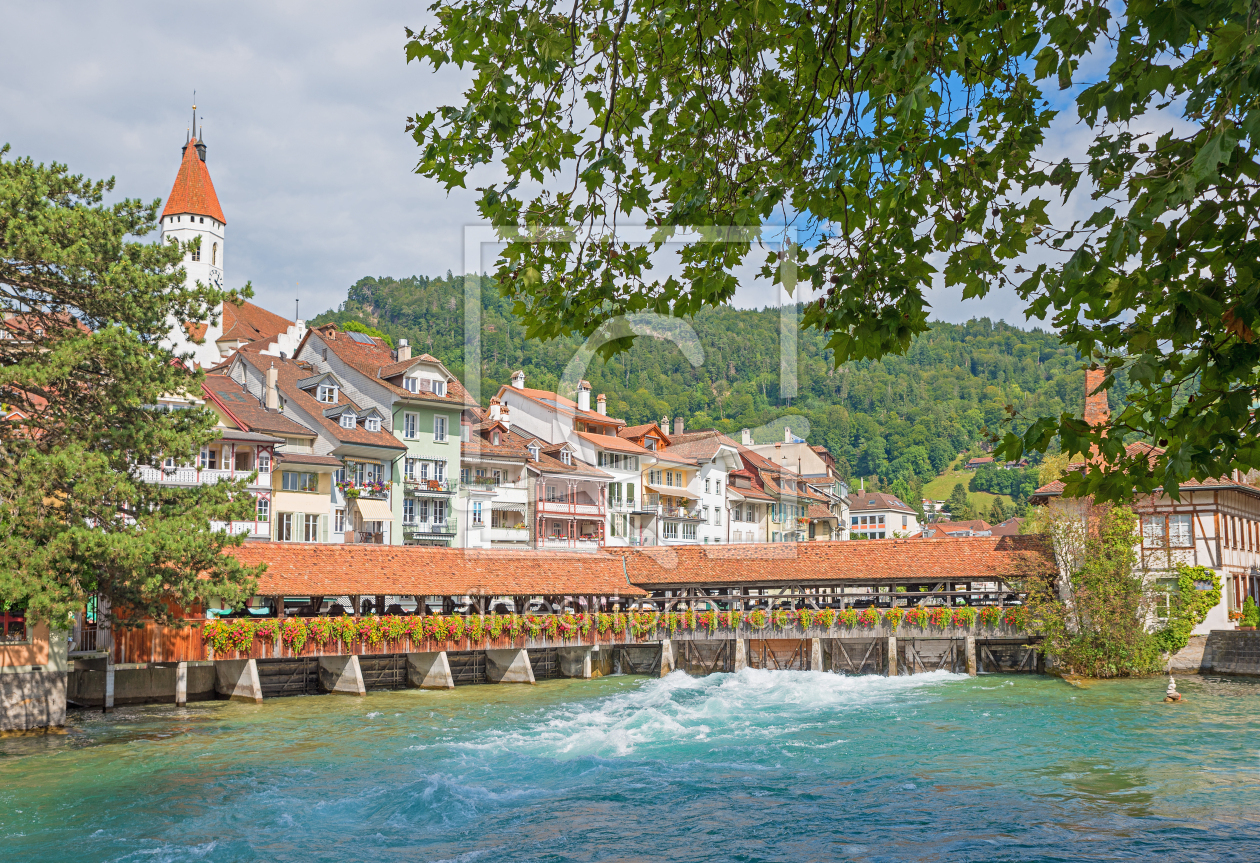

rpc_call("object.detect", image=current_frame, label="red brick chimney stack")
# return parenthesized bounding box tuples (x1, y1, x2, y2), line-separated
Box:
(1084, 367, 1110, 427)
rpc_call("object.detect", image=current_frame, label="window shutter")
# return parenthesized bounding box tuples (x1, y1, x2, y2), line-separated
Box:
(419, 378, 432, 392)
(626, 483, 634, 504)
(321, 514, 328, 543)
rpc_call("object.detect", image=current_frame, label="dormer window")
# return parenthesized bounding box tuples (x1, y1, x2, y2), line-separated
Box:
(404, 377, 418, 393)
(340, 412, 357, 429)
(645, 439, 656, 451)
(561, 450, 572, 465)
(432, 380, 446, 396)
(317, 384, 338, 404)
(528, 444, 540, 461)
(492, 431, 501, 445)
(365, 417, 381, 432)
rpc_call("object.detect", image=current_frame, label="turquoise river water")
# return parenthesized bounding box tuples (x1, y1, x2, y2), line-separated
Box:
(3, 669, 1260, 861)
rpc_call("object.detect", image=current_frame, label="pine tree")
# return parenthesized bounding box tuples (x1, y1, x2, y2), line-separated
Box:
(0, 148, 262, 626)
(988, 497, 1008, 524)
(945, 483, 973, 521)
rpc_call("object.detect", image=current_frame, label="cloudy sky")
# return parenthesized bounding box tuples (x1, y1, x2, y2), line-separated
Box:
(1, 1, 1101, 328)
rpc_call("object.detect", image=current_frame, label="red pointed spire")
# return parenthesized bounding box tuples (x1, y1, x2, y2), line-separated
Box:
(161, 136, 225, 223)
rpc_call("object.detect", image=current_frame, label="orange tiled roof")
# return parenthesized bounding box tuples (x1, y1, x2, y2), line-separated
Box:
(161, 139, 225, 222)
(498, 385, 626, 428)
(575, 430, 653, 455)
(611, 536, 1053, 587)
(220, 301, 293, 345)
(233, 544, 645, 596)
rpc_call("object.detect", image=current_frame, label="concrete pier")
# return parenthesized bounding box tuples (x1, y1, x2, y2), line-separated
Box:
(733, 638, 747, 672)
(485, 648, 535, 684)
(318, 655, 366, 696)
(215, 659, 263, 703)
(407, 652, 455, 689)
(658, 639, 675, 676)
(175, 661, 188, 706)
(965, 636, 977, 677)
(809, 638, 823, 672)
(557, 646, 593, 679)
(887, 636, 898, 676)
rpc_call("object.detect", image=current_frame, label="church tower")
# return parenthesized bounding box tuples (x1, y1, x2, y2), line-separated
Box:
(161, 106, 229, 367)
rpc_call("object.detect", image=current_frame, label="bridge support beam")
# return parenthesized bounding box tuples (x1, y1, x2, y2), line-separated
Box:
(104, 657, 115, 712)
(215, 658, 263, 703)
(732, 637, 748, 672)
(485, 649, 535, 684)
(407, 651, 455, 689)
(965, 636, 977, 677)
(887, 636, 898, 677)
(319, 655, 366, 696)
(809, 638, 823, 672)
(658, 639, 675, 677)
(557, 646, 593, 679)
(175, 661, 188, 706)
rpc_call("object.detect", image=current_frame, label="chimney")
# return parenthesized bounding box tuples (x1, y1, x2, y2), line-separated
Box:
(784, 425, 792, 443)
(661, 415, 669, 432)
(577, 379, 591, 412)
(596, 393, 607, 415)
(511, 370, 525, 389)
(396, 338, 411, 362)
(741, 428, 752, 446)
(673, 416, 684, 436)
(489, 396, 501, 422)
(500, 404, 511, 430)
(1084, 367, 1110, 426)
(265, 363, 279, 410)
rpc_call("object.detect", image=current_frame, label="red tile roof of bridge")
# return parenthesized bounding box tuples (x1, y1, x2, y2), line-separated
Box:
(232, 543, 646, 596)
(609, 536, 1053, 586)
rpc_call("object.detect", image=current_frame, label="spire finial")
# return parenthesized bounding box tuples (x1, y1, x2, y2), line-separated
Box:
(192, 91, 197, 140)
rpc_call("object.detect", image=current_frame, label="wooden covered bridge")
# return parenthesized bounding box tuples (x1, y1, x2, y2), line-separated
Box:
(66, 536, 1053, 708)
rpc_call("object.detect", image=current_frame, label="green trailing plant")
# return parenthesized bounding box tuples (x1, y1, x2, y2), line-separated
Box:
(815, 608, 836, 630)
(837, 608, 858, 629)
(903, 607, 927, 628)
(771, 609, 794, 629)
(927, 606, 953, 628)
(857, 608, 879, 629)
(1153, 565, 1223, 653)
(883, 608, 904, 630)
(281, 618, 308, 654)
(952, 606, 978, 628)
(747, 609, 769, 629)
(978, 606, 1002, 627)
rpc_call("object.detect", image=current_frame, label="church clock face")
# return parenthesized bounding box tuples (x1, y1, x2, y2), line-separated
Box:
(208, 267, 223, 289)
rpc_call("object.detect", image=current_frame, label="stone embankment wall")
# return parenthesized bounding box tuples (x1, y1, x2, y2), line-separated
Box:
(1, 671, 66, 733)
(1169, 631, 1260, 675)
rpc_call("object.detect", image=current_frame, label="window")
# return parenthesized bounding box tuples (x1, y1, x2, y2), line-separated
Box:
(431, 500, 446, 523)
(404, 377, 418, 393)
(666, 471, 674, 487)
(528, 444, 540, 461)
(282, 471, 318, 492)
(406, 459, 417, 482)
(255, 496, 269, 521)
(317, 384, 338, 403)
(303, 514, 320, 542)
(340, 413, 356, 429)
(703, 506, 709, 522)
(733, 507, 742, 522)
(365, 417, 381, 433)
(334, 508, 345, 533)
(278, 513, 294, 542)
(434, 415, 448, 441)
(200, 446, 217, 470)
(1170, 514, 1192, 547)
(626, 483, 634, 505)
(191, 245, 200, 262)
(716, 480, 722, 495)
(705, 478, 712, 493)
(434, 461, 445, 482)
(713, 507, 721, 526)
(682, 523, 697, 540)
(561, 450, 572, 465)
(235, 450, 252, 472)
(493, 470, 502, 484)
(492, 431, 501, 445)
(663, 522, 679, 539)
(650, 469, 662, 485)
(902, 515, 908, 529)
(460, 467, 469, 483)
(403, 499, 416, 524)
(472, 501, 483, 524)
(746, 506, 754, 521)
(211, 242, 217, 266)
(432, 380, 446, 396)
(258, 452, 270, 473)
(461, 424, 470, 442)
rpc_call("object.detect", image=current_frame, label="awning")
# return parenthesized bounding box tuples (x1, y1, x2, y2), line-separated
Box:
(353, 497, 394, 521)
(647, 484, 701, 500)
(491, 502, 527, 513)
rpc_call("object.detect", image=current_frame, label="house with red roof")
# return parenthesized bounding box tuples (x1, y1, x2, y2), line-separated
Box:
(1029, 368, 1260, 643)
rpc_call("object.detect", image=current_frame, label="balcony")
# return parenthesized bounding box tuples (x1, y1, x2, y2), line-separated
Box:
(459, 477, 499, 491)
(405, 478, 455, 496)
(540, 537, 603, 552)
(486, 526, 530, 543)
(352, 531, 386, 544)
(537, 499, 603, 516)
(212, 520, 271, 539)
(136, 466, 271, 489)
(403, 518, 458, 539)
(661, 505, 704, 520)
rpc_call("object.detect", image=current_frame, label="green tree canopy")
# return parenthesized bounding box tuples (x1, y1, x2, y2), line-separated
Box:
(0, 147, 261, 625)
(407, 0, 1260, 504)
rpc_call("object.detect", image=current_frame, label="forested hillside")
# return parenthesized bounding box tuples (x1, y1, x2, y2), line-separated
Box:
(312, 274, 1102, 504)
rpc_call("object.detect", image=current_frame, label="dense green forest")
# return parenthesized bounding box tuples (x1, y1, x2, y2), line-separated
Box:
(312, 274, 1105, 503)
